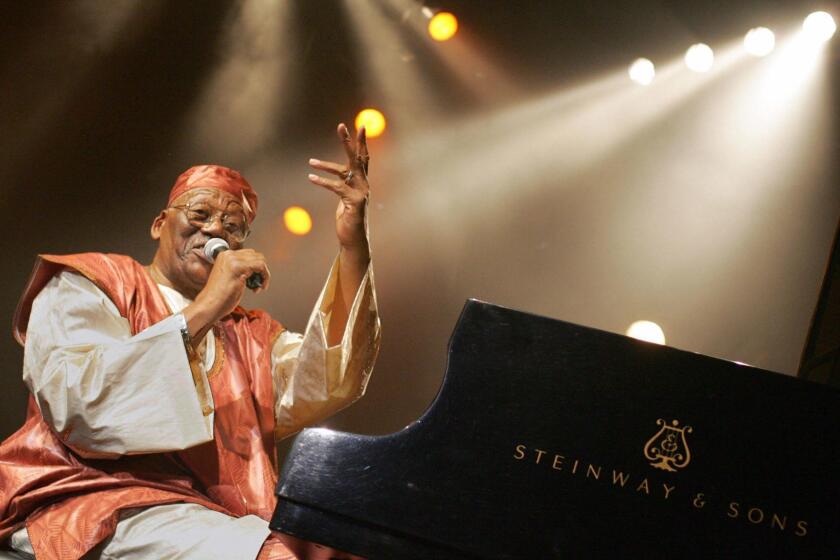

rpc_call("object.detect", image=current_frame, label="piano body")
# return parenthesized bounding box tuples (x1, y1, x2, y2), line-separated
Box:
(272, 300, 840, 559)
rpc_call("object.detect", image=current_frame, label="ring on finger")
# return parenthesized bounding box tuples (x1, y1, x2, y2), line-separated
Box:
(341, 170, 354, 185)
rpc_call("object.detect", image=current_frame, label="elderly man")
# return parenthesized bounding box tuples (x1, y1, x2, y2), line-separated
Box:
(0, 124, 380, 559)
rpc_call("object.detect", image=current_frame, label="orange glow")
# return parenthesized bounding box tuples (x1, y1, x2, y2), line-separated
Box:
(354, 108, 387, 138)
(428, 12, 458, 42)
(283, 206, 312, 236)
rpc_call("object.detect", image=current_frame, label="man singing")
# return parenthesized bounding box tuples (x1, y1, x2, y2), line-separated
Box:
(0, 123, 380, 559)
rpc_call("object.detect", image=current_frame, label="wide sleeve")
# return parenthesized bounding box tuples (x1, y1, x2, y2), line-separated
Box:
(272, 255, 381, 439)
(23, 271, 215, 458)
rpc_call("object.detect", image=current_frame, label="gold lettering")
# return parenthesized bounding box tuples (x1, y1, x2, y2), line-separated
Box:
(635, 478, 650, 495)
(795, 520, 808, 537)
(727, 502, 739, 518)
(552, 454, 565, 471)
(662, 484, 675, 500)
(611, 470, 630, 487)
(513, 444, 526, 460)
(770, 513, 787, 531)
(586, 464, 601, 480)
(572, 459, 579, 474)
(747, 507, 764, 525)
(534, 449, 547, 464)
(692, 493, 705, 509)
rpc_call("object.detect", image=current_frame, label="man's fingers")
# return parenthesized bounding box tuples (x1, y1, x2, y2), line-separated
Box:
(252, 261, 270, 292)
(337, 123, 356, 164)
(309, 158, 347, 177)
(308, 122, 371, 195)
(357, 126, 369, 175)
(308, 173, 368, 202)
(308, 173, 347, 195)
(222, 249, 271, 292)
(240, 259, 269, 292)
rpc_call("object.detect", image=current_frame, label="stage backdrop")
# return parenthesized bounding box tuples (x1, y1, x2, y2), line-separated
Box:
(1, 1, 837, 457)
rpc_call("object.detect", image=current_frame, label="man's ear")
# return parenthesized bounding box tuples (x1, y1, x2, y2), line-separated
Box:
(150, 210, 167, 240)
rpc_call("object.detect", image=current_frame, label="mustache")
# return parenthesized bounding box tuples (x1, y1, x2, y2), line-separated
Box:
(186, 235, 212, 253)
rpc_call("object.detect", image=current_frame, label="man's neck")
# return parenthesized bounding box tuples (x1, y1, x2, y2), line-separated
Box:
(147, 260, 199, 300)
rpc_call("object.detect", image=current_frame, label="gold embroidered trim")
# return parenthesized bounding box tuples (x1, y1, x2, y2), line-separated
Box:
(147, 268, 216, 417)
(185, 350, 213, 417)
(207, 326, 225, 380)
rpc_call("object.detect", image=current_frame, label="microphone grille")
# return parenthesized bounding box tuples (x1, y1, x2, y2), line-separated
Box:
(203, 238, 230, 262)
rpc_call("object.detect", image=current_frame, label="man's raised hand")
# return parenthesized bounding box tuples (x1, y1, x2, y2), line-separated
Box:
(307, 123, 370, 251)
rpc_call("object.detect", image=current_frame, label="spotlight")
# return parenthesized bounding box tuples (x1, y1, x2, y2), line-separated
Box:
(685, 43, 714, 72)
(355, 108, 387, 138)
(428, 12, 458, 41)
(284, 206, 312, 236)
(802, 11, 836, 43)
(743, 27, 775, 57)
(626, 320, 666, 345)
(628, 58, 656, 85)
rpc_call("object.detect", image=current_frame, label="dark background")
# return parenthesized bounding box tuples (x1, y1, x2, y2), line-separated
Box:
(1, 0, 837, 452)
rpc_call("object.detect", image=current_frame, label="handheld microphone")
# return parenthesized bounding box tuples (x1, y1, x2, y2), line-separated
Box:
(203, 238, 264, 290)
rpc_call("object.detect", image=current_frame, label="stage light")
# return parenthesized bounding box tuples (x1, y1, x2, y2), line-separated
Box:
(685, 43, 714, 72)
(428, 12, 458, 41)
(355, 108, 387, 138)
(743, 27, 775, 57)
(626, 320, 666, 345)
(628, 58, 656, 85)
(802, 11, 836, 43)
(283, 206, 312, 236)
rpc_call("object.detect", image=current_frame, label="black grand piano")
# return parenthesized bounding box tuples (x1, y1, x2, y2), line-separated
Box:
(271, 300, 840, 559)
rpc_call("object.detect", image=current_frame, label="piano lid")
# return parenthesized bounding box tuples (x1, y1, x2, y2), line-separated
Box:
(272, 299, 840, 559)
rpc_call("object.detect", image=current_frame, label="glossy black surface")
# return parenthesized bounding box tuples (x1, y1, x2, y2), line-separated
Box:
(272, 300, 840, 559)
(799, 220, 840, 387)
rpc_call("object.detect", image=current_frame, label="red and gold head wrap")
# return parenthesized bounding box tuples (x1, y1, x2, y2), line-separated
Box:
(167, 164, 258, 223)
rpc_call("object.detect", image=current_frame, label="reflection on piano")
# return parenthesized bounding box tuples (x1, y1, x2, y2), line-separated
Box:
(272, 300, 840, 559)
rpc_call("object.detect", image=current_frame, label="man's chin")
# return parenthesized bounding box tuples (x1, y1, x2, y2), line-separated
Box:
(183, 260, 211, 292)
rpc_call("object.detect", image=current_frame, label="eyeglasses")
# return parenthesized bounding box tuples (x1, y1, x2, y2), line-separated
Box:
(169, 201, 250, 242)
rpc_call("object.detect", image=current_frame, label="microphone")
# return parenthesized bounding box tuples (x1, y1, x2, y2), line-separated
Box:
(203, 238, 264, 290)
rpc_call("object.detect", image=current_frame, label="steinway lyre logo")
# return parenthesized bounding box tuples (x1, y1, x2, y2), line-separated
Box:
(643, 419, 692, 472)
